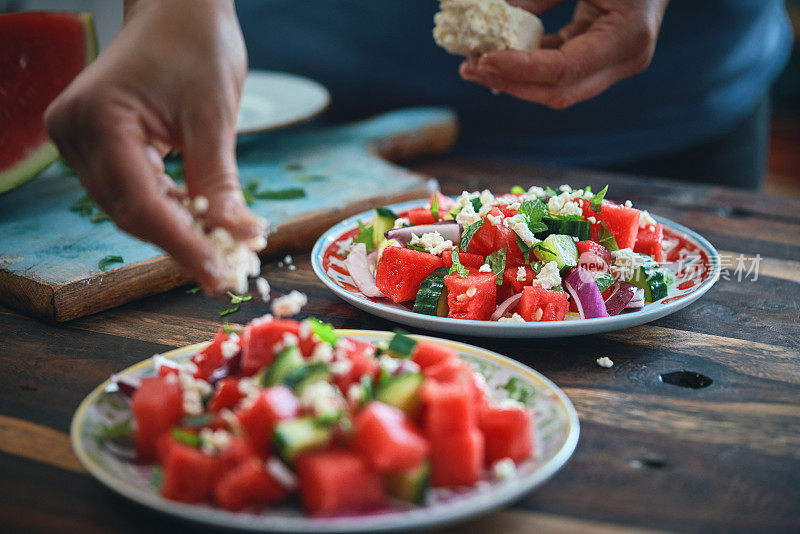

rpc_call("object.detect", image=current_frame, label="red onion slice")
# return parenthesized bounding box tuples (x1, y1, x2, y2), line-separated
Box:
(625, 288, 646, 309)
(385, 222, 462, 246)
(491, 293, 523, 321)
(604, 282, 636, 316)
(106, 374, 141, 397)
(345, 243, 385, 298)
(564, 267, 609, 319)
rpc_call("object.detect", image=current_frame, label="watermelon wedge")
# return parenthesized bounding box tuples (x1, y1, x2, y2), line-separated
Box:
(0, 12, 98, 194)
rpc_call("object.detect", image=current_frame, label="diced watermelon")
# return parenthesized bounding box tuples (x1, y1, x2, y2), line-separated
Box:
(375, 246, 444, 303)
(218, 437, 259, 473)
(406, 207, 437, 225)
(240, 318, 301, 375)
(132, 376, 184, 463)
(208, 378, 244, 413)
(411, 339, 457, 370)
(464, 207, 507, 256)
(333, 337, 379, 391)
(429, 428, 484, 487)
(441, 250, 485, 269)
(479, 404, 534, 464)
(191, 328, 230, 380)
(351, 402, 430, 472)
(579, 199, 640, 249)
(498, 265, 534, 302)
(634, 223, 664, 262)
(444, 272, 497, 321)
(576, 240, 611, 274)
(162, 443, 220, 503)
(214, 457, 288, 511)
(296, 449, 385, 515)
(237, 386, 300, 454)
(518, 286, 570, 322)
(156, 433, 178, 466)
(421, 378, 477, 435)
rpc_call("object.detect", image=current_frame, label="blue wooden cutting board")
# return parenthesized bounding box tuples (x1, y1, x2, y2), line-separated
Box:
(0, 107, 457, 322)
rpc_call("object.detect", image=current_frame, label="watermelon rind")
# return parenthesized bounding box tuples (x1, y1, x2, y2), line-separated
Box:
(0, 13, 98, 195)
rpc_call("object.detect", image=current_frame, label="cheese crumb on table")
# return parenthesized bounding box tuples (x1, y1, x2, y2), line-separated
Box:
(596, 357, 614, 368)
(270, 290, 307, 317)
(255, 277, 271, 302)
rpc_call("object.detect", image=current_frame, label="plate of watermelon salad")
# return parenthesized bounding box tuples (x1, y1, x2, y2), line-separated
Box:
(312, 185, 720, 338)
(71, 316, 579, 532)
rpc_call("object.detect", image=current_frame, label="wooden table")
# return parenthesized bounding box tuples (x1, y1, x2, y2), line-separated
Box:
(2, 157, 799, 533)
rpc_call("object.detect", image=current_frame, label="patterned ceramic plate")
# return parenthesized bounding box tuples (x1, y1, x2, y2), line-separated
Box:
(312, 200, 721, 338)
(71, 331, 579, 532)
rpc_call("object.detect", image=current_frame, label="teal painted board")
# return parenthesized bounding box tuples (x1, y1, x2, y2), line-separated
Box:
(0, 107, 457, 321)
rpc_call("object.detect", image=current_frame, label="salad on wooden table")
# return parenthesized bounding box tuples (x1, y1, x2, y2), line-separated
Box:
(343, 185, 675, 322)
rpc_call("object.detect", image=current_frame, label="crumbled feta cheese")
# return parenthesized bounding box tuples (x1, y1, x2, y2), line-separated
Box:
(336, 237, 353, 257)
(329, 357, 353, 376)
(288, 264, 297, 271)
(524, 186, 546, 199)
(479, 263, 492, 273)
(548, 193, 583, 217)
(587, 216, 597, 224)
(218, 408, 244, 435)
(200, 428, 232, 455)
(504, 214, 539, 247)
(497, 397, 525, 409)
(610, 248, 643, 281)
(284, 254, 293, 265)
(639, 210, 657, 227)
(465, 286, 477, 298)
(271, 290, 307, 317)
(531, 261, 561, 290)
(273, 332, 299, 354)
(596, 357, 614, 368)
(204, 226, 265, 295)
(220, 333, 240, 359)
(516, 266, 527, 282)
(624, 200, 633, 208)
(255, 277, 271, 302)
(192, 195, 209, 215)
(408, 231, 454, 255)
(492, 458, 517, 481)
(266, 457, 298, 490)
(378, 355, 403, 375)
(479, 189, 496, 207)
(486, 213, 503, 227)
(299, 319, 313, 340)
(299, 381, 345, 416)
(310, 342, 334, 363)
(498, 313, 525, 323)
(456, 202, 481, 226)
(393, 217, 410, 229)
(277, 261, 284, 268)
(236, 377, 262, 410)
(347, 383, 364, 405)
(178, 372, 213, 416)
(558, 184, 572, 193)
(152, 355, 197, 376)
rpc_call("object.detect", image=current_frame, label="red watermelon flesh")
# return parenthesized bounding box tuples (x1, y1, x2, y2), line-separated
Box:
(634, 223, 664, 262)
(0, 12, 97, 193)
(444, 272, 497, 321)
(375, 246, 444, 303)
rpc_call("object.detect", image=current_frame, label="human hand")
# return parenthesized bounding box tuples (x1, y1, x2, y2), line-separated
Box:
(460, 0, 669, 109)
(45, 0, 264, 292)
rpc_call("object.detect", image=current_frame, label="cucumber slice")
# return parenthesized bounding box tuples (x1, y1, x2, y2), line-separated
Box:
(624, 254, 669, 302)
(273, 417, 333, 463)
(533, 234, 578, 271)
(412, 267, 449, 317)
(538, 217, 590, 241)
(384, 461, 430, 504)
(372, 208, 397, 250)
(377, 238, 399, 262)
(375, 372, 424, 416)
(283, 362, 332, 395)
(262, 345, 304, 386)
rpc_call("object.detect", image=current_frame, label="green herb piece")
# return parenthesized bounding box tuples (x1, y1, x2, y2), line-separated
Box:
(459, 218, 485, 251)
(295, 174, 326, 183)
(219, 305, 240, 317)
(308, 317, 339, 346)
(594, 272, 616, 293)
(552, 284, 564, 292)
(516, 236, 533, 265)
(470, 197, 482, 213)
(406, 244, 429, 253)
(181, 414, 215, 427)
(590, 185, 608, 214)
(448, 248, 469, 278)
(70, 194, 95, 216)
(375, 207, 400, 220)
(485, 248, 507, 285)
(511, 185, 525, 195)
(530, 260, 545, 274)
(387, 329, 418, 358)
(546, 213, 584, 221)
(222, 322, 243, 335)
(504, 376, 534, 405)
(598, 222, 620, 252)
(171, 428, 202, 448)
(151, 466, 163, 490)
(354, 220, 375, 253)
(518, 199, 547, 223)
(544, 186, 558, 197)
(254, 188, 306, 200)
(186, 287, 201, 295)
(89, 210, 110, 223)
(431, 194, 439, 221)
(285, 162, 304, 171)
(98, 255, 124, 271)
(583, 186, 592, 194)
(226, 292, 252, 305)
(97, 419, 134, 440)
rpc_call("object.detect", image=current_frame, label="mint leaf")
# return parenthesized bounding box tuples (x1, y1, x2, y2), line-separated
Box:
(171, 428, 202, 448)
(431, 194, 439, 221)
(511, 185, 525, 195)
(594, 272, 616, 293)
(459, 218, 485, 252)
(544, 186, 558, 197)
(590, 185, 608, 214)
(546, 213, 584, 221)
(308, 317, 339, 346)
(470, 197, 482, 213)
(485, 248, 507, 285)
(598, 222, 619, 252)
(219, 305, 240, 317)
(254, 188, 306, 200)
(151, 466, 163, 491)
(97, 420, 134, 440)
(449, 248, 469, 278)
(516, 236, 533, 265)
(98, 255, 124, 271)
(528, 220, 550, 234)
(185, 287, 201, 295)
(518, 199, 546, 223)
(226, 292, 252, 305)
(222, 322, 243, 335)
(503, 377, 534, 405)
(354, 220, 375, 253)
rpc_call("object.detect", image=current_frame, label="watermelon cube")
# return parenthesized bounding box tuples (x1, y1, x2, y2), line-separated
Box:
(479, 404, 534, 464)
(240, 318, 302, 375)
(634, 223, 664, 262)
(411, 340, 457, 370)
(464, 208, 507, 256)
(351, 402, 430, 472)
(191, 328, 231, 380)
(296, 449, 385, 515)
(218, 437, 259, 473)
(429, 428, 484, 487)
(518, 286, 570, 322)
(406, 206, 437, 225)
(441, 250, 485, 269)
(208, 378, 244, 413)
(421, 378, 478, 434)
(214, 457, 288, 511)
(580, 199, 640, 249)
(444, 272, 497, 321)
(237, 386, 300, 454)
(577, 240, 611, 274)
(375, 246, 444, 303)
(162, 443, 220, 503)
(498, 265, 535, 302)
(333, 337, 379, 392)
(132, 376, 184, 463)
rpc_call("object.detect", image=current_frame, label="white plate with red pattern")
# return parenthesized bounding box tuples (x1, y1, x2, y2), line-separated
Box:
(311, 200, 721, 338)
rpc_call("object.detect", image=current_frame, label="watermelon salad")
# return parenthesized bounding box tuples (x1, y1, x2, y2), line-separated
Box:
(102, 316, 535, 515)
(343, 185, 675, 322)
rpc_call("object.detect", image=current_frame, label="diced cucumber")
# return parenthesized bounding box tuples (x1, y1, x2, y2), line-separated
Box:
(283, 362, 332, 395)
(623, 254, 669, 302)
(273, 417, 333, 463)
(377, 238, 399, 262)
(533, 234, 578, 271)
(537, 217, 590, 241)
(384, 461, 430, 504)
(372, 208, 397, 250)
(375, 372, 424, 416)
(412, 267, 449, 317)
(386, 330, 418, 359)
(262, 345, 304, 386)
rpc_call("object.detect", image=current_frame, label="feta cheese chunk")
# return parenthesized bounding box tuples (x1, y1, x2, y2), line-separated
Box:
(498, 313, 525, 323)
(408, 231, 454, 256)
(393, 217, 410, 229)
(596, 357, 614, 368)
(299, 381, 345, 416)
(531, 261, 561, 290)
(200, 428, 232, 455)
(271, 290, 307, 317)
(255, 277, 271, 302)
(516, 266, 527, 282)
(639, 209, 657, 228)
(479, 263, 492, 273)
(434, 0, 544, 56)
(492, 458, 518, 481)
(220, 333, 240, 359)
(504, 214, 539, 247)
(204, 226, 265, 295)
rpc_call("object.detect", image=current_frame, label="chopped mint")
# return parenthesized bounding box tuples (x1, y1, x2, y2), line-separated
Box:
(431, 194, 439, 221)
(544, 186, 558, 197)
(448, 248, 469, 278)
(459, 218, 485, 252)
(285, 162, 304, 171)
(69, 194, 94, 216)
(226, 292, 252, 305)
(590, 185, 608, 214)
(375, 207, 399, 220)
(181, 414, 215, 427)
(485, 248, 507, 285)
(185, 287, 201, 295)
(89, 210, 110, 223)
(504, 376, 534, 405)
(518, 199, 546, 223)
(151, 466, 164, 491)
(308, 317, 339, 346)
(219, 305, 240, 317)
(96, 419, 133, 440)
(294, 173, 327, 182)
(222, 322, 243, 335)
(516, 236, 533, 265)
(511, 185, 525, 195)
(254, 188, 306, 200)
(470, 197, 482, 213)
(598, 222, 620, 251)
(98, 256, 124, 271)
(354, 220, 375, 253)
(595, 272, 616, 293)
(171, 428, 202, 448)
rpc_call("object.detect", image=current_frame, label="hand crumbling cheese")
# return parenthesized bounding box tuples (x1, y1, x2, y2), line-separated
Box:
(433, 0, 544, 56)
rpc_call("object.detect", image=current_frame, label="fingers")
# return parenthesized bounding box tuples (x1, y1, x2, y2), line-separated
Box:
(506, 0, 565, 14)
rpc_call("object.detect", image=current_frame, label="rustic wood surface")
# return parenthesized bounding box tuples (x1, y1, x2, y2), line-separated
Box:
(1, 156, 799, 533)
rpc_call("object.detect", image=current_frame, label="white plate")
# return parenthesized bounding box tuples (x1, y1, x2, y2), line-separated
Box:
(236, 71, 330, 135)
(311, 200, 721, 338)
(71, 331, 579, 532)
